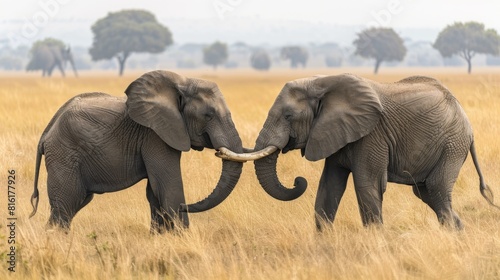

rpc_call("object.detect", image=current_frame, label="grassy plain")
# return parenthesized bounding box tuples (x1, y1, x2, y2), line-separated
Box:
(0, 68, 499, 279)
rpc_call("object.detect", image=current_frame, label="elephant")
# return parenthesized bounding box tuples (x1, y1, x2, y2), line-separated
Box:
(280, 46, 308, 68)
(30, 70, 243, 232)
(217, 74, 499, 230)
(26, 45, 78, 77)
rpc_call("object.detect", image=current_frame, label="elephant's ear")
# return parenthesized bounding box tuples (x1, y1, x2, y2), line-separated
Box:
(125, 70, 190, 151)
(305, 74, 382, 161)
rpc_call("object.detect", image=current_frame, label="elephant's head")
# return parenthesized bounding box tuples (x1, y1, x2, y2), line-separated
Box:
(125, 70, 243, 212)
(217, 74, 382, 201)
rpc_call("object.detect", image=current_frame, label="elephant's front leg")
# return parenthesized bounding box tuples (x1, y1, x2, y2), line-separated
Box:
(146, 181, 166, 233)
(352, 171, 387, 226)
(143, 142, 189, 233)
(146, 171, 189, 232)
(315, 158, 351, 231)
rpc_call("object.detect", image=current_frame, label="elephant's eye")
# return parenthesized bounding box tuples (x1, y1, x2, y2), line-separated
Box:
(284, 113, 293, 121)
(204, 111, 215, 121)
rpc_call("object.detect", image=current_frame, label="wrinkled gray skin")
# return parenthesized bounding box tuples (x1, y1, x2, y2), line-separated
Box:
(26, 45, 78, 77)
(30, 70, 243, 233)
(247, 74, 497, 230)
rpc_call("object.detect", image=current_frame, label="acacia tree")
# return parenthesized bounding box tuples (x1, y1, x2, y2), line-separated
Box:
(353, 27, 406, 74)
(89, 10, 172, 76)
(203, 41, 228, 70)
(433, 22, 500, 74)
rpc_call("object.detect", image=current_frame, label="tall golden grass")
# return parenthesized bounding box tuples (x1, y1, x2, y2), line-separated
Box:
(0, 68, 499, 279)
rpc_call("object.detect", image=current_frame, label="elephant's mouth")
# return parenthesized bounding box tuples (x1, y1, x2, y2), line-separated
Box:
(191, 145, 204, 151)
(203, 132, 214, 149)
(282, 136, 307, 157)
(282, 136, 296, 154)
(191, 132, 213, 151)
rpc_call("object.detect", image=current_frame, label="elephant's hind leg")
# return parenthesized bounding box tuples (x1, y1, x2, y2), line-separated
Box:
(315, 160, 350, 231)
(418, 182, 463, 230)
(423, 149, 467, 230)
(46, 169, 90, 230)
(48, 193, 92, 229)
(48, 190, 91, 229)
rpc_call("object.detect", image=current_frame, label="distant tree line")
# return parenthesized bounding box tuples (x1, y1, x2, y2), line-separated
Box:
(8, 9, 500, 77)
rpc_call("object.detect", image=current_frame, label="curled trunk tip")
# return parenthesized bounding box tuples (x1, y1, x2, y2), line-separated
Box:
(254, 150, 308, 201)
(294, 177, 307, 193)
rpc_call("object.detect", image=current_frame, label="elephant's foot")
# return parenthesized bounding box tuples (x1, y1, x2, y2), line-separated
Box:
(149, 217, 173, 234)
(149, 221, 165, 234)
(315, 211, 335, 232)
(150, 212, 189, 234)
(438, 210, 463, 230)
(46, 215, 72, 234)
(361, 212, 384, 227)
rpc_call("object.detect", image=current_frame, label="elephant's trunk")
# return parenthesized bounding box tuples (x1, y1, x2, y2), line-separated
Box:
(179, 125, 243, 213)
(179, 159, 242, 213)
(254, 142, 307, 201)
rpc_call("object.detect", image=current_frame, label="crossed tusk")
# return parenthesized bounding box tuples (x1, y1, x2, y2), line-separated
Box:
(215, 146, 278, 162)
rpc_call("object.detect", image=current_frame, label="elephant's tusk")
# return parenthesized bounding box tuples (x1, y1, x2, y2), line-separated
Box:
(215, 146, 278, 162)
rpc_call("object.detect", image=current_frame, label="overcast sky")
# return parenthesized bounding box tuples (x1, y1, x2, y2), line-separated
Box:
(2, 0, 500, 46)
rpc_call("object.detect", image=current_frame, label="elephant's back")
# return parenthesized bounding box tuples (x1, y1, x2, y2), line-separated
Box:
(385, 83, 443, 105)
(69, 92, 126, 113)
(43, 92, 129, 143)
(377, 79, 466, 122)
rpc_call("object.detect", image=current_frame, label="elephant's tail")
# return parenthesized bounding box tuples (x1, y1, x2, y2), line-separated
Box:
(470, 141, 500, 210)
(29, 141, 44, 218)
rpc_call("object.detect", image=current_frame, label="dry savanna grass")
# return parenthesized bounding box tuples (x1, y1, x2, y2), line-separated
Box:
(0, 68, 499, 279)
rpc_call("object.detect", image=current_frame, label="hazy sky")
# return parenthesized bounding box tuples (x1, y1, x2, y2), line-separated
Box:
(2, 0, 500, 46)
